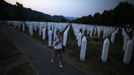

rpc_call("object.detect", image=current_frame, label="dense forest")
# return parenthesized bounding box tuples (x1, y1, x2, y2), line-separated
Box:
(0, 0, 134, 26)
(73, 2, 134, 27)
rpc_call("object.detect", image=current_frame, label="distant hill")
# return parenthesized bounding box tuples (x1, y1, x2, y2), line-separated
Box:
(0, 0, 67, 22)
(65, 17, 77, 21)
(52, 15, 67, 22)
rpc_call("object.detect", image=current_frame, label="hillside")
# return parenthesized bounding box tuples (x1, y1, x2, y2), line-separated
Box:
(0, 0, 67, 22)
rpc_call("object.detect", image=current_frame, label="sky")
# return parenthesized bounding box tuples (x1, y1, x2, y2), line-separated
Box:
(5, 0, 134, 17)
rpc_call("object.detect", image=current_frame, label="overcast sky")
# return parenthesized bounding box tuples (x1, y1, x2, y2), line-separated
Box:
(5, 0, 134, 17)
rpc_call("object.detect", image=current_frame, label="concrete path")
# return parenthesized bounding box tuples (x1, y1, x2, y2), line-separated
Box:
(1, 26, 88, 75)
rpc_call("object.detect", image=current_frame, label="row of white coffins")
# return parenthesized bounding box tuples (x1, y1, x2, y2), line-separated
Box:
(71, 24, 116, 47)
(6, 21, 134, 64)
(122, 28, 134, 64)
(72, 23, 116, 39)
(7, 21, 70, 47)
(71, 24, 117, 62)
(7, 21, 115, 39)
(102, 28, 134, 64)
(102, 28, 119, 63)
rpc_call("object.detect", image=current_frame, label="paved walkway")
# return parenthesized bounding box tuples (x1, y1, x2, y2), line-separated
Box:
(1, 26, 88, 75)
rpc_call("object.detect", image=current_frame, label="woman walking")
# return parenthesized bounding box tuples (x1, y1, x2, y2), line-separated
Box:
(51, 30, 64, 68)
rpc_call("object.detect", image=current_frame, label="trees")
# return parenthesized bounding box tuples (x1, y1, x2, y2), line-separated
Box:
(0, 0, 4, 3)
(74, 2, 134, 26)
(14, 2, 24, 21)
(0, 0, 9, 20)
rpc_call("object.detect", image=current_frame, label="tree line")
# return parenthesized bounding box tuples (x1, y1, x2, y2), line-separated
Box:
(73, 2, 134, 27)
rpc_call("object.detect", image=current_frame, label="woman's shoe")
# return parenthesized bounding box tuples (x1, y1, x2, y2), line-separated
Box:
(59, 61, 63, 68)
(51, 59, 54, 63)
(59, 64, 63, 68)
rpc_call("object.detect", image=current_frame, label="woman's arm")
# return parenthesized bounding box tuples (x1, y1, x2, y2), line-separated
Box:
(52, 37, 60, 47)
